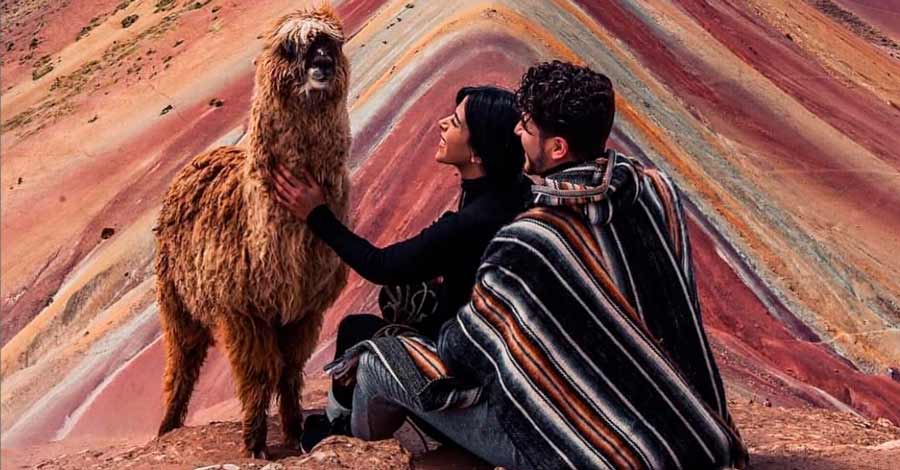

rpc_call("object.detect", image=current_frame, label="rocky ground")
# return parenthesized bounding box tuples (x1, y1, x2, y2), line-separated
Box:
(4, 400, 898, 470)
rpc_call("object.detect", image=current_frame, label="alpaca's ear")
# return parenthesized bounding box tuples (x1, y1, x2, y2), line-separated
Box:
(314, 0, 341, 25)
(315, 0, 335, 13)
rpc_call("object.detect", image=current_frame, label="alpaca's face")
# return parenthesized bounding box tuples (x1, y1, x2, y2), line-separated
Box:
(260, 6, 348, 102)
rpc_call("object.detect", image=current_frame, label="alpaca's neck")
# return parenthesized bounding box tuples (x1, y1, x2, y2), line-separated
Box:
(241, 92, 348, 233)
(245, 95, 344, 178)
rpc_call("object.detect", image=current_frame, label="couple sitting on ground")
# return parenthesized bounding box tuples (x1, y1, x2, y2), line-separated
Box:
(273, 60, 749, 470)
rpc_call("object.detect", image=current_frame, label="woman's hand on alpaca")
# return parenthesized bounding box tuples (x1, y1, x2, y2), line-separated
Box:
(273, 164, 326, 221)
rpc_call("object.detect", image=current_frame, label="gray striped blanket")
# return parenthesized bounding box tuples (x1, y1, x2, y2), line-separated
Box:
(326, 151, 747, 469)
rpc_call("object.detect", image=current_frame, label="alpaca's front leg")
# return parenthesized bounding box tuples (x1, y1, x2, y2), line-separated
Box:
(222, 314, 283, 459)
(277, 312, 327, 450)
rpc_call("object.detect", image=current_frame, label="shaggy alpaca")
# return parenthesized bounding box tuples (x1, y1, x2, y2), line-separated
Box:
(154, 5, 351, 458)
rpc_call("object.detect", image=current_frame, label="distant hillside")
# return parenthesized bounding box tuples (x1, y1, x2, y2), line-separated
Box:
(2, 0, 899, 464)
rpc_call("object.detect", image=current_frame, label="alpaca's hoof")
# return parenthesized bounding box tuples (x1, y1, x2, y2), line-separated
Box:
(157, 422, 179, 437)
(244, 447, 270, 460)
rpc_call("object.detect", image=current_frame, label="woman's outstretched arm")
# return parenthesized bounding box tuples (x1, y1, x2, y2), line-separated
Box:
(274, 163, 454, 285)
(306, 205, 458, 285)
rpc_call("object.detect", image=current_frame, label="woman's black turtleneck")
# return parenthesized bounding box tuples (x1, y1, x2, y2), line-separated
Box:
(306, 175, 531, 336)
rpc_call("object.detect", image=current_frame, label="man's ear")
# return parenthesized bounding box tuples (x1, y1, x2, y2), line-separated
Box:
(548, 136, 570, 162)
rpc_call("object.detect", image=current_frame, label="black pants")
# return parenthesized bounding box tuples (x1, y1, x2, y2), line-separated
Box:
(331, 314, 387, 407)
(331, 282, 441, 407)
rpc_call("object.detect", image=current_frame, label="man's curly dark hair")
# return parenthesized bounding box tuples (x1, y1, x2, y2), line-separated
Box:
(515, 60, 615, 161)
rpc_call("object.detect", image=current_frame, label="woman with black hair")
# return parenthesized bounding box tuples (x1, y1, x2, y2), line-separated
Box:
(272, 85, 530, 450)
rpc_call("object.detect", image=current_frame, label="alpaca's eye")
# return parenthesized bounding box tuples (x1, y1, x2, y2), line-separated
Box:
(281, 41, 298, 60)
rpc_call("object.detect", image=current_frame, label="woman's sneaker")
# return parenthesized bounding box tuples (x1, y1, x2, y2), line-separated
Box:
(300, 413, 351, 453)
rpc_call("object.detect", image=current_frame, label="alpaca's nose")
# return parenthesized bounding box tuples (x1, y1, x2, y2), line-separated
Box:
(312, 47, 332, 63)
(311, 48, 334, 73)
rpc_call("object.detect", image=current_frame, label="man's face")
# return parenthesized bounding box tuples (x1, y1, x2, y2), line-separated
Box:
(514, 115, 552, 175)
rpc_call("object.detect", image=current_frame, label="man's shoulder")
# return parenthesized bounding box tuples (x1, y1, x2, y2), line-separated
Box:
(510, 205, 585, 227)
(480, 206, 593, 273)
(493, 206, 587, 243)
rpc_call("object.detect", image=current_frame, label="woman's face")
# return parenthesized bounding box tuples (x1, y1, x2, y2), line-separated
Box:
(434, 97, 474, 166)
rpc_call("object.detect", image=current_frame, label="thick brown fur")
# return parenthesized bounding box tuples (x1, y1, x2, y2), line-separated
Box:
(154, 4, 351, 458)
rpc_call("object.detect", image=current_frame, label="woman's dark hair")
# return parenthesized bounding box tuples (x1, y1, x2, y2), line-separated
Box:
(456, 86, 524, 184)
(515, 60, 615, 161)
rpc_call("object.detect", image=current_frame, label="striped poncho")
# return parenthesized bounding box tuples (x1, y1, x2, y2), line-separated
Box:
(328, 151, 747, 469)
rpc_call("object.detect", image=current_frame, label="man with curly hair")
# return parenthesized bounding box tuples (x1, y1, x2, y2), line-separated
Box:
(327, 61, 748, 469)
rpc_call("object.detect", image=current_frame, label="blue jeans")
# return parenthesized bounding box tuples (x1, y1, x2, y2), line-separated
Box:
(351, 351, 530, 469)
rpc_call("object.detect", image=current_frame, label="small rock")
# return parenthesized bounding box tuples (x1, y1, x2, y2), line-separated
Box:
(88, 115, 99, 123)
(188, 0, 212, 10)
(17, 177, 23, 184)
(260, 464, 284, 470)
(122, 14, 139, 28)
(100, 227, 115, 239)
(763, 398, 772, 407)
(161, 104, 174, 115)
(209, 98, 224, 107)
(154, 0, 176, 13)
(312, 450, 338, 461)
(32, 62, 54, 80)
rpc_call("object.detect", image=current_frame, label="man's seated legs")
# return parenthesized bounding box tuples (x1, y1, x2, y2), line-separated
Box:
(349, 352, 410, 440)
(351, 351, 529, 469)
